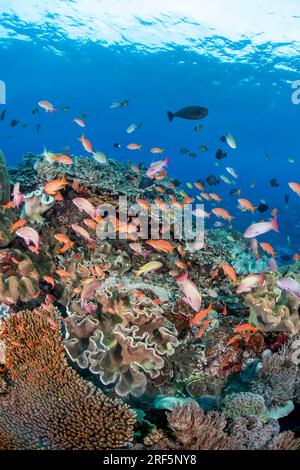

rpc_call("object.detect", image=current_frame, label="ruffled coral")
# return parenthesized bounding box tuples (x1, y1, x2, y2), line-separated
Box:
(0, 307, 135, 450)
(64, 287, 179, 397)
(0, 249, 40, 303)
(245, 274, 300, 335)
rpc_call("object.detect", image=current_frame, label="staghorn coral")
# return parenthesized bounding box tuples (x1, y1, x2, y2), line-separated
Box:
(245, 274, 300, 335)
(64, 287, 179, 397)
(251, 348, 298, 408)
(222, 392, 267, 420)
(0, 307, 135, 450)
(0, 249, 40, 303)
(0, 150, 10, 205)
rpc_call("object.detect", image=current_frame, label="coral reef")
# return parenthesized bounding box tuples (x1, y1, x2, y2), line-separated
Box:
(245, 274, 300, 335)
(0, 307, 135, 450)
(64, 287, 179, 397)
(222, 392, 267, 420)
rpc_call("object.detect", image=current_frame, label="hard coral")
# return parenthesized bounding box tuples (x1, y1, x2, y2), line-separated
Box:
(0, 307, 135, 450)
(222, 392, 267, 420)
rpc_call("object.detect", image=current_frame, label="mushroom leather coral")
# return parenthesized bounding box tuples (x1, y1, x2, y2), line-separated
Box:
(0, 249, 40, 303)
(0, 307, 135, 450)
(64, 288, 179, 397)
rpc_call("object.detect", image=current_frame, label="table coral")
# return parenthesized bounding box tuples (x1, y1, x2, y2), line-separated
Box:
(0, 307, 135, 450)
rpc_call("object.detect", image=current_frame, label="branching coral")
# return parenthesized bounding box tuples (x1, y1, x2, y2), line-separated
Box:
(0, 307, 135, 450)
(227, 417, 280, 450)
(251, 349, 298, 408)
(64, 287, 179, 397)
(245, 274, 300, 335)
(222, 392, 267, 420)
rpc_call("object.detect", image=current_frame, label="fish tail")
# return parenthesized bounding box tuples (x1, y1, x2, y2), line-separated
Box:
(133, 270, 141, 277)
(167, 111, 174, 122)
(271, 217, 279, 233)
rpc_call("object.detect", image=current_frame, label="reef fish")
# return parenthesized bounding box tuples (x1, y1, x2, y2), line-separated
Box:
(236, 273, 264, 294)
(73, 198, 97, 218)
(133, 261, 163, 276)
(79, 134, 93, 153)
(44, 176, 68, 195)
(176, 271, 202, 312)
(127, 122, 141, 134)
(38, 100, 56, 113)
(16, 227, 39, 254)
(277, 277, 300, 300)
(288, 182, 300, 196)
(146, 157, 168, 178)
(74, 118, 85, 127)
(167, 105, 208, 122)
(12, 182, 24, 208)
(211, 208, 234, 222)
(244, 218, 279, 238)
(238, 198, 256, 214)
(145, 239, 174, 255)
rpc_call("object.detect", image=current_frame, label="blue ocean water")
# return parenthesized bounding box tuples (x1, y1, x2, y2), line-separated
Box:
(0, 0, 299, 256)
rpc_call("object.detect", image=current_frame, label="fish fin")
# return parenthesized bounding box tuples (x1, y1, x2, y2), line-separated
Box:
(164, 155, 169, 167)
(271, 217, 279, 233)
(167, 111, 174, 122)
(177, 271, 188, 282)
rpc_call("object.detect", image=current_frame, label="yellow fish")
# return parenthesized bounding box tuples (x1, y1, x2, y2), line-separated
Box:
(133, 261, 163, 277)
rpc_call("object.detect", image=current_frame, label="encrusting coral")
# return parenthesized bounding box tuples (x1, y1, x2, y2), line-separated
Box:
(0, 307, 135, 450)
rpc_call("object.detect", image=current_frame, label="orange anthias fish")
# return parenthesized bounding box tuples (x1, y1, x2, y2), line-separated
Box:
(200, 192, 211, 201)
(210, 268, 219, 282)
(43, 276, 56, 289)
(74, 118, 86, 127)
(260, 242, 276, 257)
(222, 262, 237, 284)
(182, 196, 194, 205)
(136, 199, 151, 213)
(209, 193, 222, 202)
(194, 182, 205, 191)
(237, 198, 256, 214)
(146, 239, 174, 255)
(38, 100, 56, 112)
(233, 323, 258, 333)
(294, 253, 300, 263)
(127, 143, 142, 150)
(9, 219, 27, 234)
(44, 176, 68, 195)
(79, 134, 93, 153)
(52, 154, 73, 165)
(288, 182, 300, 196)
(211, 207, 234, 222)
(190, 304, 213, 326)
(2, 201, 15, 210)
(197, 319, 211, 338)
(271, 208, 278, 217)
(151, 147, 164, 154)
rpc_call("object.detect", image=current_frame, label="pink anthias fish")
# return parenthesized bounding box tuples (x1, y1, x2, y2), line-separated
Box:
(73, 198, 97, 219)
(244, 218, 279, 239)
(146, 156, 168, 178)
(267, 257, 278, 273)
(81, 279, 101, 311)
(192, 208, 211, 218)
(176, 271, 202, 311)
(71, 224, 95, 243)
(15, 227, 39, 254)
(277, 277, 300, 300)
(236, 273, 264, 294)
(12, 182, 24, 208)
(38, 100, 56, 113)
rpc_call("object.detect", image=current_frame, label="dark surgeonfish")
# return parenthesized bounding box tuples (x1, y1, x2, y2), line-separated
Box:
(270, 178, 279, 187)
(10, 119, 19, 127)
(215, 149, 227, 160)
(167, 105, 208, 122)
(0, 108, 6, 121)
(257, 203, 269, 213)
(206, 174, 220, 186)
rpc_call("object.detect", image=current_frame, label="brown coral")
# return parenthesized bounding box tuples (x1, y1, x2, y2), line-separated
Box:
(245, 274, 300, 335)
(64, 287, 179, 397)
(0, 307, 135, 450)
